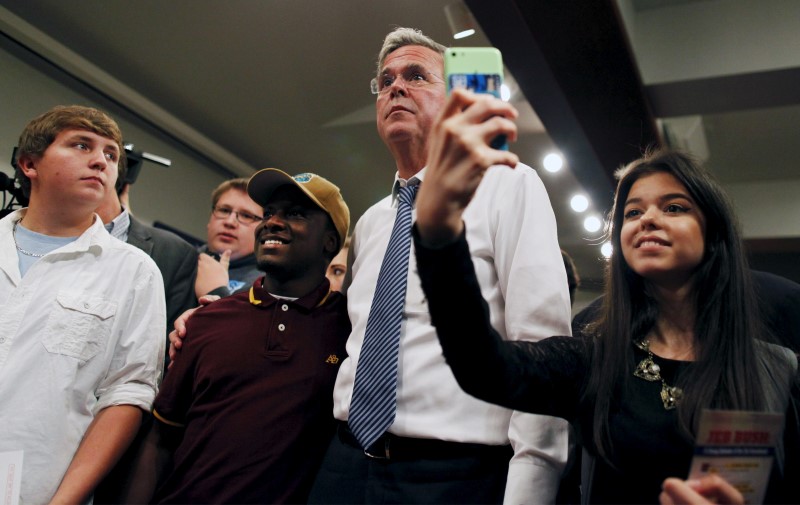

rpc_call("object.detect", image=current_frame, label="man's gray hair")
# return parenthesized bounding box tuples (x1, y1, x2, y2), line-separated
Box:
(376, 27, 447, 76)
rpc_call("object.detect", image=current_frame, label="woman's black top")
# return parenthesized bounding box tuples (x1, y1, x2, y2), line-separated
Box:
(413, 226, 798, 504)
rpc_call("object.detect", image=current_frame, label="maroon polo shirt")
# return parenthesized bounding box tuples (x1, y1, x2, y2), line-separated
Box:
(153, 277, 349, 504)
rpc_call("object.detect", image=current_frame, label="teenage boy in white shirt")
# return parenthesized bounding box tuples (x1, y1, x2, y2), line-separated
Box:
(0, 105, 166, 504)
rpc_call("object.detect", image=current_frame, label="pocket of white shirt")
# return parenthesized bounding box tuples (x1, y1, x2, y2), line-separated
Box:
(42, 291, 117, 363)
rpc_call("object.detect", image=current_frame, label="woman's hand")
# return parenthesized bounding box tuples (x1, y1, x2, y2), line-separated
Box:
(416, 88, 519, 248)
(660, 476, 744, 505)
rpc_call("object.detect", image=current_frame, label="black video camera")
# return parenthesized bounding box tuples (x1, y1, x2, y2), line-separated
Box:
(0, 148, 28, 219)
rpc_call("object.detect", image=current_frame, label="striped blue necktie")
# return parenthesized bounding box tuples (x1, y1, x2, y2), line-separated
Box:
(349, 184, 418, 449)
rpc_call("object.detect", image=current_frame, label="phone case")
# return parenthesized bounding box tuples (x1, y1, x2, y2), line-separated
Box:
(444, 47, 507, 149)
(444, 47, 504, 98)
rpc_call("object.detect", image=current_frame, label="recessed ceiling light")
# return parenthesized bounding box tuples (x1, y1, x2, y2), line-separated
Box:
(543, 153, 563, 173)
(570, 194, 589, 212)
(584, 215, 602, 233)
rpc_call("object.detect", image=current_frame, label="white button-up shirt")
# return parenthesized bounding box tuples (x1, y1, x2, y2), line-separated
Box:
(0, 210, 166, 504)
(334, 163, 573, 503)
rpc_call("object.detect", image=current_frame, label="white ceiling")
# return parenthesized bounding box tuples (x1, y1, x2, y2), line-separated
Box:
(1, 0, 798, 292)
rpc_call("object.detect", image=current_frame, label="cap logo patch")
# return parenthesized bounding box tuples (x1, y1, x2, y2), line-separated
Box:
(293, 173, 313, 183)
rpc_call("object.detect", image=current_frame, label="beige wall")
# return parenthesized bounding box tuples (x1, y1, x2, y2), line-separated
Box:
(0, 41, 229, 241)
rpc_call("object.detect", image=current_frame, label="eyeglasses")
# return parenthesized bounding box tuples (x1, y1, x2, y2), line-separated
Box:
(370, 67, 444, 95)
(212, 206, 263, 225)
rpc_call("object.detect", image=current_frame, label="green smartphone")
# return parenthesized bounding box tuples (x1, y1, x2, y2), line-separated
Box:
(444, 47, 507, 150)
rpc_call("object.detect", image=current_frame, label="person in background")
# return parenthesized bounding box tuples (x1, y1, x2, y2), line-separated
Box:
(0, 105, 165, 504)
(308, 26, 572, 504)
(326, 235, 350, 292)
(752, 270, 800, 353)
(195, 177, 264, 298)
(413, 146, 798, 503)
(146, 170, 350, 504)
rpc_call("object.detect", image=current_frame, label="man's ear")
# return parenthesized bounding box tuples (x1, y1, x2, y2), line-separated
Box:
(17, 154, 38, 180)
(323, 229, 338, 257)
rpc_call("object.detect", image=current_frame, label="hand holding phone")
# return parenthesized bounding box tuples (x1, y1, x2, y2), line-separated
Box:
(444, 47, 508, 150)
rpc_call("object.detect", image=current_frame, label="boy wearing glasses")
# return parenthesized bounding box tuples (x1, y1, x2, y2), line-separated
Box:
(195, 177, 264, 298)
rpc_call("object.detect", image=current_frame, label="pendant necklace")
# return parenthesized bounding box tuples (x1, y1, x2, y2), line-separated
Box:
(633, 339, 683, 410)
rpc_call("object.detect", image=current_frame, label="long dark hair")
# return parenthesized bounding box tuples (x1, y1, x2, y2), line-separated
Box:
(584, 149, 769, 460)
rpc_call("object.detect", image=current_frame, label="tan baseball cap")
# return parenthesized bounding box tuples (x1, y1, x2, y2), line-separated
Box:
(247, 169, 350, 251)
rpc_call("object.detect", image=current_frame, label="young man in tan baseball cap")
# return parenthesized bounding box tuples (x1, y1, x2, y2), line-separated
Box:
(144, 170, 351, 504)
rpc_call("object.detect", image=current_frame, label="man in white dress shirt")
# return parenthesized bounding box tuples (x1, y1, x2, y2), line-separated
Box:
(308, 27, 572, 504)
(0, 105, 165, 504)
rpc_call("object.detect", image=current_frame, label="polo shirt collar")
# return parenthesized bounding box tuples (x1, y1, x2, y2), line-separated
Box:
(248, 276, 335, 310)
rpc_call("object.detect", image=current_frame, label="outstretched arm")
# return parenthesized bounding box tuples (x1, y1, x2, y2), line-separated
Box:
(414, 86, 582, 415)
(415, 86, 586, 503)
(414, 226, 584, 416)
(415, 86, 578, 504)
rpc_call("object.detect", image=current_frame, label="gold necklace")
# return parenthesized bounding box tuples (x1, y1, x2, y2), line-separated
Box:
(633, 339, 683, 410)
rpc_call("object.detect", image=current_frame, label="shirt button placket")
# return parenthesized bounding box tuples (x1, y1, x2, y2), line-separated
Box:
(278, 305, 289, 332)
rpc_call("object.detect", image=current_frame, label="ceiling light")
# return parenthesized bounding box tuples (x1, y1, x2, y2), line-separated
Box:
(543, 153, 563, 173)
(601, 242, 613, 258)
(584, 215, 602, 233)
(570, 194, 589, 213)
(445, 2, 477, 40)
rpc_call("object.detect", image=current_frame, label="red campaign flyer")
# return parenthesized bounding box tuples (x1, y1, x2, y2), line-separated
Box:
(689, 409, 784, 504)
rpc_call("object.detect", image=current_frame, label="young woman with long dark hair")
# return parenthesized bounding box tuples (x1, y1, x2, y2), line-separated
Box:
(413, 93, 798, 504)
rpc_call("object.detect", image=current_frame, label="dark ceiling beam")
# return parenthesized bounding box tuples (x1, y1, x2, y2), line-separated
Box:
(466, 0, 660, 211)
(647, 67, 800, 117)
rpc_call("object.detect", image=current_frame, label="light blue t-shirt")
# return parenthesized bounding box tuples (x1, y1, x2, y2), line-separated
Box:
(14, 221, 78, 277)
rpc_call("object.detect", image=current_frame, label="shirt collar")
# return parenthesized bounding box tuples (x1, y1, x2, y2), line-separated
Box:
(1, 209, 111, 255)
(391, 168, 425, 205)
(104, 207, 131, 241)
(248, 276, 337, 311)
(65, 214, 112, 253)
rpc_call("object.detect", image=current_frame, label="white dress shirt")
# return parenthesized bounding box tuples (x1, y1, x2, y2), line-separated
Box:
(0, 210, 166, 505)
(333, 163, 572, 503)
